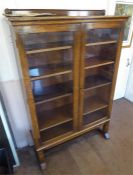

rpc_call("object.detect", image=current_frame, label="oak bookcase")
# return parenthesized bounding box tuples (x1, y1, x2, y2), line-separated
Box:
(5, 9, 128, 169)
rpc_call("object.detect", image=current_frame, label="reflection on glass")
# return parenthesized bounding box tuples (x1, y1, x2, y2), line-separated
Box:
(27, 48, 73, 78)
(87, 28, 119, 43)
(21, 31, 73, 51)
(85, 43, 117, 68)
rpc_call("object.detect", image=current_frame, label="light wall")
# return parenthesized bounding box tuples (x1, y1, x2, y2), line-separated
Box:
(0, 0, 131, 148)
(107, 0, 133, 100)
(125, 45, 133, 101)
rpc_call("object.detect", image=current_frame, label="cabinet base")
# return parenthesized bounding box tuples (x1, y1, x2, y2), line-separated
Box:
(36, 120, 110, 169)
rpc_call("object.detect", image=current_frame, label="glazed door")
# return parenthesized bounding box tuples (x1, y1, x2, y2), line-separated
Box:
(79, 22, 122, 129)
(16, 24, 80, 143)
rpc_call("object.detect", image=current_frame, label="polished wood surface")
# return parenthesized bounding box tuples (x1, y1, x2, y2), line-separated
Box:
(5, 9, 105, 17)
(5, 9, 128, 168)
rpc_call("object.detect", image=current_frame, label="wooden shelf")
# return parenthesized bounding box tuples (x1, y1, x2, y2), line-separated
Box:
(40, 121, 72, 141)
(38, 105, 73, 132)
(84, 75, 112, 90)
(86, 40, 117, 47)
(26, 41, 72, 54)
(83, 109, 107, 126)
(85, 58, 114, 69)
(84, 96, 108, 115)
(36, 93, 72, 105)
(30, 63, 72, 80)
(31, 70, 72, 80)
(27, 46, 72, 54)
(34, 81, 73, 104)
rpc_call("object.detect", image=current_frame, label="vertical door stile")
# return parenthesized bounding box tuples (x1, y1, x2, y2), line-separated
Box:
(78, 23, 86, 130)
(73, 27, 81, 131)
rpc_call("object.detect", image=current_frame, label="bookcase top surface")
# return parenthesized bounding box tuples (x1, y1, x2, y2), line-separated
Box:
(4, 9, 105, 17)
(4, 9, 129, 23)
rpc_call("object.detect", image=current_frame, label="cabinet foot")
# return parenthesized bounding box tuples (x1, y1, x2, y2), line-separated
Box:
(103, 122, 110, 138)
(103, 132, 110, 140)
(40, 162, 47, 170)
(102, 122, 110, 140)
(37, 150, 46, 170)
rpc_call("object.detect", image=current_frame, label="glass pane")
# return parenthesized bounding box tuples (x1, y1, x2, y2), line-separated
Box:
(27, 49, 73, 78)
(83, 27, 119, 127)
(21, 31, 73, 51)
(36, 95, 73, 135)
(86, 28, 119, 43)
(83, 108, 108, 126)
(85, 43, 117, 68)
(20, 30, 75, 140)
(84, 66, 114, 90)
(32, 73, 73, 102)
(83, 86, 111, 118)
(40, 121, 73, 141)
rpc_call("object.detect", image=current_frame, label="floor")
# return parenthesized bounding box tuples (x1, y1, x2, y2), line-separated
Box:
(15, 98, 133, 175)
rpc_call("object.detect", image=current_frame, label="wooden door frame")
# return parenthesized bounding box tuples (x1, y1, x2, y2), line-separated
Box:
(14, 23, 81, 143)
(78, 21, 125, 130)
